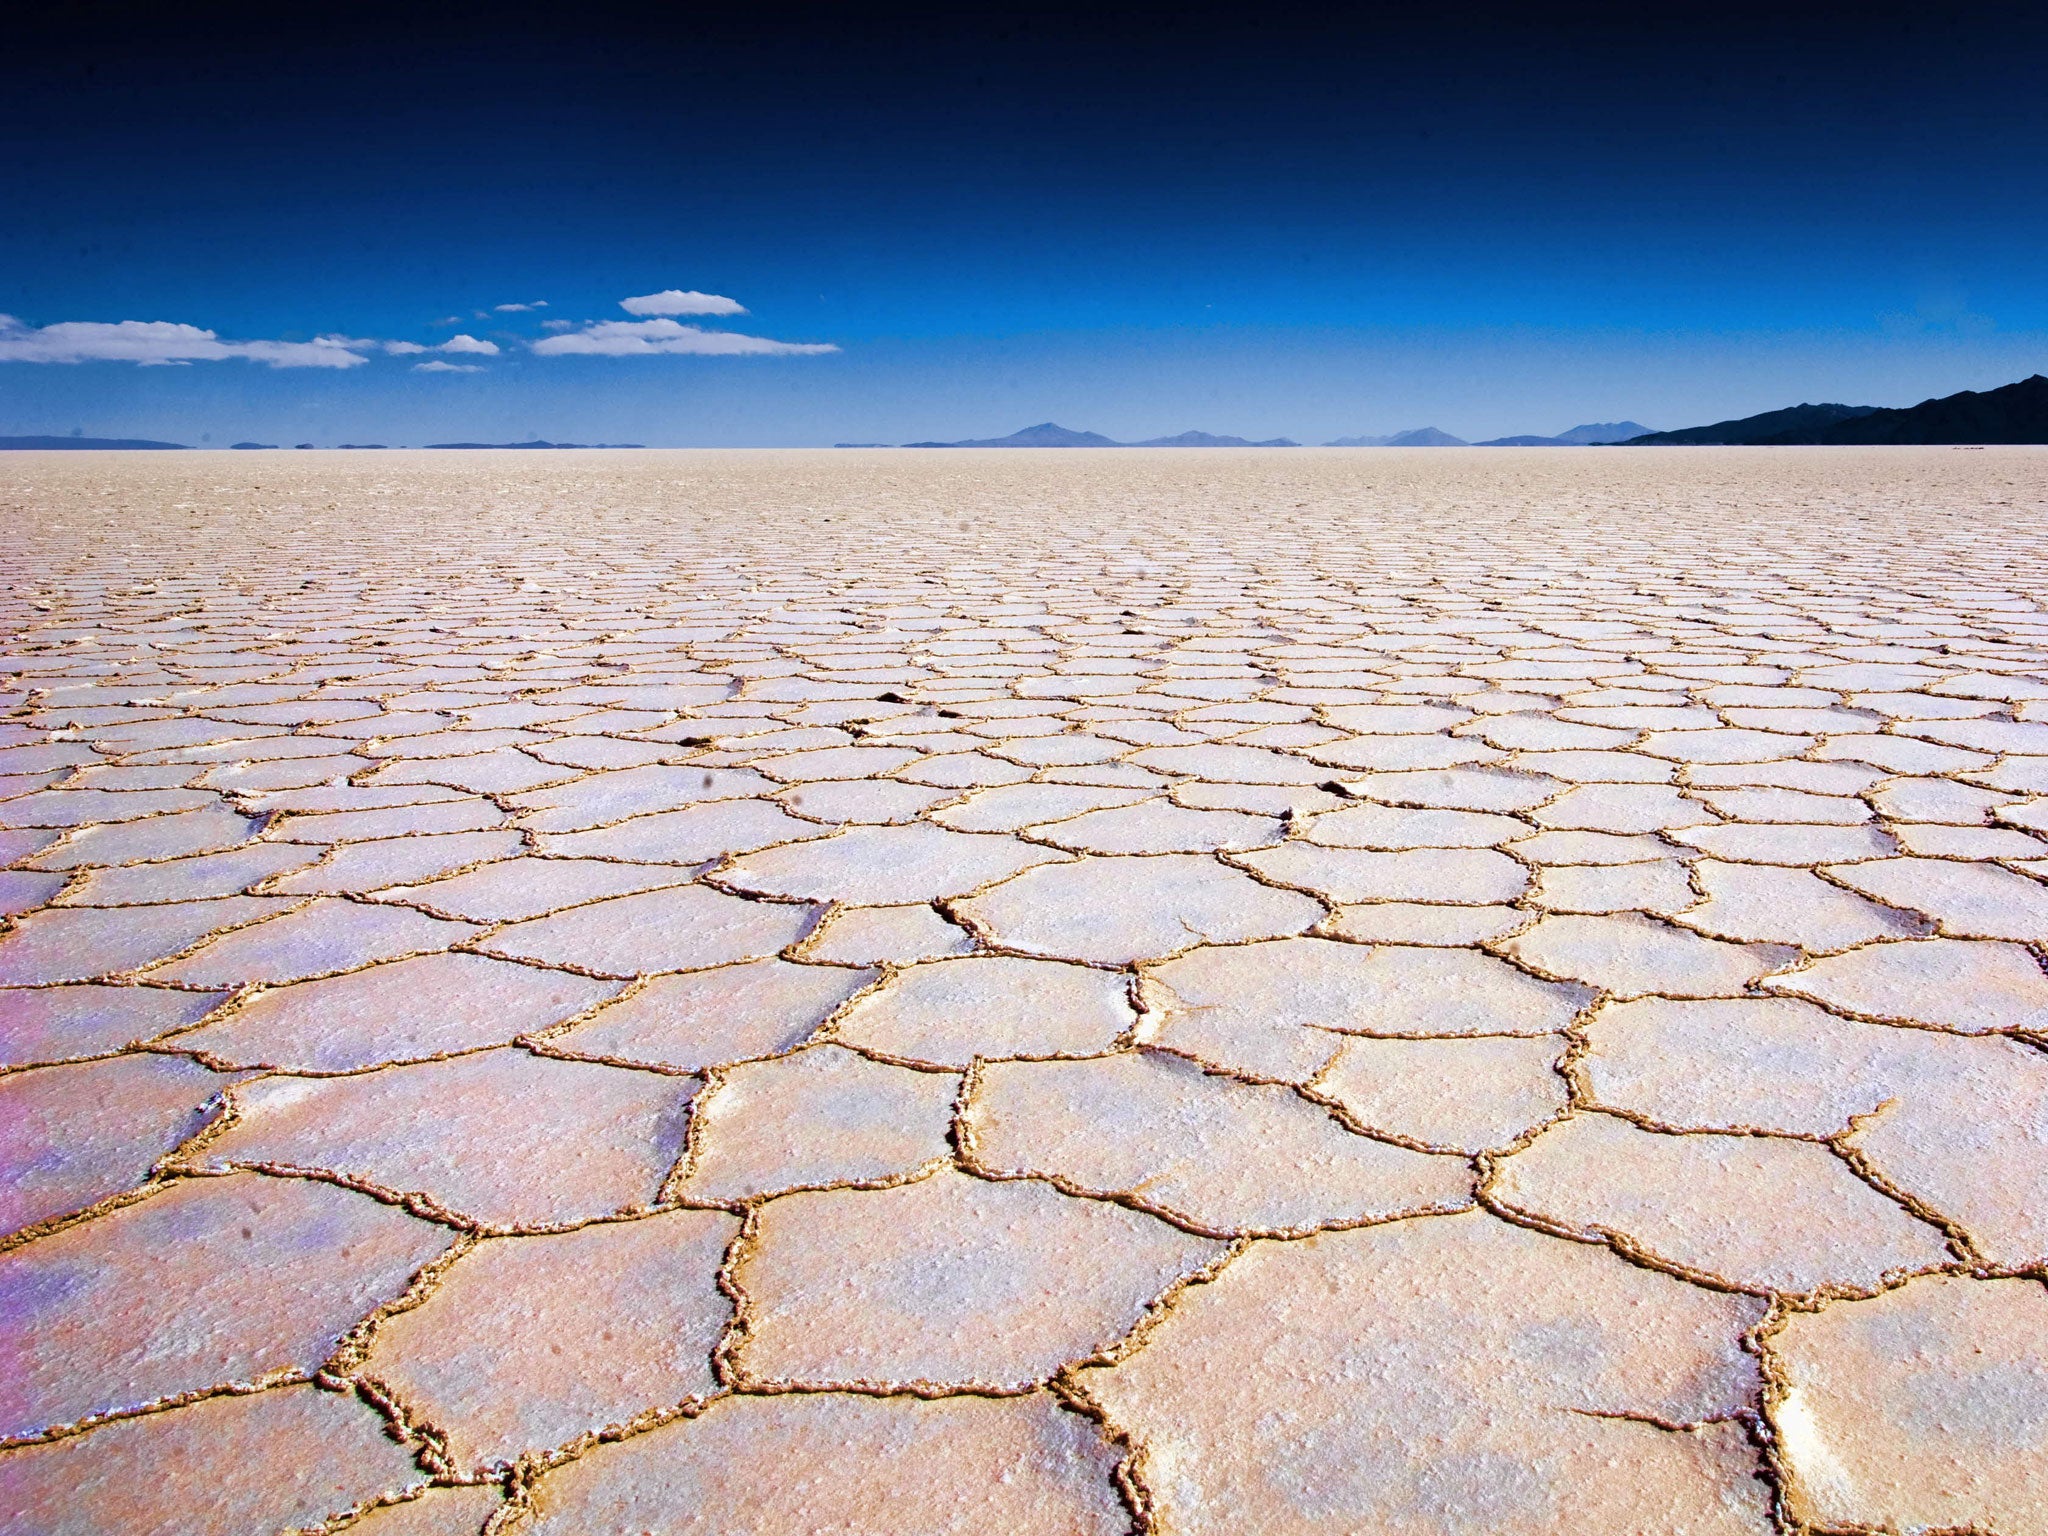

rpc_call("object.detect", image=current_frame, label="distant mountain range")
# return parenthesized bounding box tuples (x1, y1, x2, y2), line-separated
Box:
(1323, 423, 1652, 447)
(1134, 430, 1300, 447)
(21, 376, 2041, 457)
(1325, 427, 1469, 446)
(1476, 422, 1655, 446)
(1626, 375, 2048, 445)
(901, 422, 1298, 447)
(0, 434, 189, 450)
(904, 423, 1120, 447)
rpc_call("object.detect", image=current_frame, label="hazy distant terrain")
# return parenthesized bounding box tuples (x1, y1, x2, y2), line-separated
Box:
(902, 422, 1297, 447)
(1325, 427, 1470, 446)
(0, 434, 189, 450)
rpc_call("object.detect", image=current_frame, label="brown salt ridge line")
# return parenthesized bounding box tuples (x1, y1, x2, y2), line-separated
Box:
(949, 1050, 1476, 1241)
(1745, 1300, 1817, 1536)
(926, 889, 1312, 974)
(0, 901, 321, 994)
(1754, 941, 2048, 1038)
(0, 1172, 198, 1258)
(336, 1242, 730, 1500)
(713, 1179, 1250, 1405)
(652, 1067, 956, 1213)
(1475, 1138, 1975, 1308)
(320, 1236, 486, 1481)
(1129, 939, 1568, 1109)
(1742, 1274, 2048, 1536)
(606, 957, 901, 1077)
(5, 1265, 495, 1522)
(0, 1367, 345, 1454)
(158, 1137, 682, 1241)
(1293, 1038, 1582, 1162)
(150, 965, 636, 1079)
(1537, 1002, 2003, 1267)
(0, 988, 240, 1074)
(39, 829, 536, 907)
(1823, 1106, 1991, 1268)
(1040, 1374, 1157, 1536)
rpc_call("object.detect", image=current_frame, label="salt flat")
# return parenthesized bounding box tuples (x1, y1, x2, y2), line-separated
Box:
(3, 446, 2047, 1534)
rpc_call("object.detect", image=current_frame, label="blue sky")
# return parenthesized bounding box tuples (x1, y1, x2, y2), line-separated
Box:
(5, 2, 2046, 446)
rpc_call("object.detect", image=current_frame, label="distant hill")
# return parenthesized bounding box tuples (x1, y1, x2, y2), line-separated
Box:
(905, 422, 1121, 447)
(0, 434, 189, 450)
(1130, 430, 1299, 447)
(1623, 403, 1878, 446)
(231, 442, 279, 450)
(1476, 421, 1654, 447)
(901, 422, 1296, 447)
(425, 440, 646, 449)
(1784, 374, 2048, 444)
(1324, 427, 1468, 447)
(1553, 421, 1654, 445)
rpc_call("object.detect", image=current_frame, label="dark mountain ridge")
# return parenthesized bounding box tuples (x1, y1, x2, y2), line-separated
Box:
(1624, 403, 1878, 446)
(1782, 374, 2048, 445)
(1627, 376, 2048, 445)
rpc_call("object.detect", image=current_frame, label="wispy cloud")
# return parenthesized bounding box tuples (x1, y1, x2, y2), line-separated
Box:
(530, 318, 837, 356)
(620, 289, 747, 317)
(540, 318, 575, 332)
(0, 314, 372, 368)
(413, 360, 484, 373)
(493, 300, 548, 313)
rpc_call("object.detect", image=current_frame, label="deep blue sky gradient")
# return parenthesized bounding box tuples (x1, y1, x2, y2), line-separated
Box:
(7, 1, 2046, 444)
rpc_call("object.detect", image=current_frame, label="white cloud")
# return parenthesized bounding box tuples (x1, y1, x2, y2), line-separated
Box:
(0, 314, 372, 368)
(413, 360, 484, 373)
(620, 289, 747, 317)
(530, 318, 837, 357)
(540, 318, 575, 332)
(387, 334, 499, 357)
(493, 300, 548, 312)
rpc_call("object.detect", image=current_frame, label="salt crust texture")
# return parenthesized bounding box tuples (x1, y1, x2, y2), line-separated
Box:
(1, 446, 2047, 1534)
